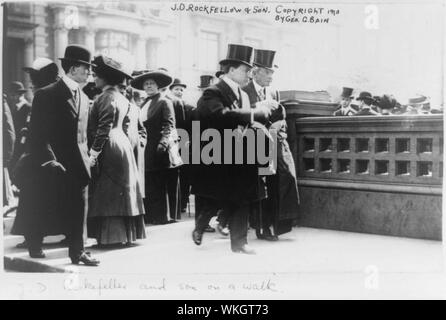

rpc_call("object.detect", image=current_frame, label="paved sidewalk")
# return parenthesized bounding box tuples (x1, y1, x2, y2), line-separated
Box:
(3, 216, 445, 298)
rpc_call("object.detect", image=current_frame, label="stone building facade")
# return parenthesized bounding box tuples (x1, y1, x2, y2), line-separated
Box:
(3, 1, 291, 102)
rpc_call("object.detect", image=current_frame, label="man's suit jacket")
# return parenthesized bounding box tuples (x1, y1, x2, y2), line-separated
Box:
(191, 79, 267, 204)
(29, 78, 91, 185)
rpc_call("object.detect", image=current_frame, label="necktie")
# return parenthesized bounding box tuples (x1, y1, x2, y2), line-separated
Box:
(237, 87, 242, 108)
(259, 88, 266, 101)
(73, 89, 79, 108)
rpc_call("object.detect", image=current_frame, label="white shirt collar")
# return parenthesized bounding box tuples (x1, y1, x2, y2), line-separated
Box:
(222, 76, 240, 98)
(62, 74, 79, 92)
(252, 79, 264, 94)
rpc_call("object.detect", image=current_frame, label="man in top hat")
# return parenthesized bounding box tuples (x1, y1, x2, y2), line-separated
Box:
(333, 87, 356, 116)
(191, 44, 276, 254)
(11, 44, 99, 266)
(354, 92, 379, 116)
(198, 75, 214, 91)
(242, 49, 300, 241)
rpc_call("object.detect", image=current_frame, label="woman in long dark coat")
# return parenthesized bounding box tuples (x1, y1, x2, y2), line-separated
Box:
(130, 70, 182, 225)
(87, 55, 146, 246)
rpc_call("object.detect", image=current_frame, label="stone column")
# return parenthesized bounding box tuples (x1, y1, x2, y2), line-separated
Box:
(146, 37, 162, 69)
(24, 37, 34, 100)
(54, 26, 68, 65)
(85, 29, 96, 54)
(135, 35, 147, 70)
(24, 37, 34, 70)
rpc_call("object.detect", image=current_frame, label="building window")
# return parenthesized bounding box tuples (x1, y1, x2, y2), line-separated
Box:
(96, 30, 130, 56)
(68, 29, 83, 45)
(198, 31, 219, 71)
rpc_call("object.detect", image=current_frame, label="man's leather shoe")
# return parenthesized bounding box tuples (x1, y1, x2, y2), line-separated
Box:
(232, 245, 256, 255)
(71, 252, 100, 266)
(29, 249, 46, 258)
(217, 224, 229, 236)
(263, 234, 279, 241)
(204, 225, 215, 233)
(16, 241, 28, 249)
(192, 229, 203, 245)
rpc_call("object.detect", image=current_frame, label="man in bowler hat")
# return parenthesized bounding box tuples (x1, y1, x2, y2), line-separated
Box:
(191, 44, 276, 254)
(11, 44, 99, 266)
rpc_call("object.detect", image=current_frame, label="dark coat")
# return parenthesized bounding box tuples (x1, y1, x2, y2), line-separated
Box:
(9, 100, 31, 171)
(12, 79, 91, 236)
(2, 96, 15, 167)
(242, 80, 300, 231)
(355, 107, 377, 116)
(125, 102, 147, 195)
(141, 93, 177, 171)
(191, 79, 266, 204)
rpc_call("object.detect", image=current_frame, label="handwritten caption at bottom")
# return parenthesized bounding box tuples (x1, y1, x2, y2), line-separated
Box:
(63, 277, 278, 296)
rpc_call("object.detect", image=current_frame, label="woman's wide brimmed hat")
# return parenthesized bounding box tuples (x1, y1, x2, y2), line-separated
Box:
(356, 91, 374, 102)
(130, 69, 173, 90)
(23, 57, 59, 78)
(379, 94, 400, 110)
(219, 44, 253, 68)
(59, 44, 95, 66)
(253, 49, 278, 70)
(169, 78, 187, 90)
(408, 94, 430, 106)
(91, 55, 133, 79)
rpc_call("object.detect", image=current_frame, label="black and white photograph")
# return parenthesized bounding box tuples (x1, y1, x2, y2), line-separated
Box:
(0, 0, 445, 300)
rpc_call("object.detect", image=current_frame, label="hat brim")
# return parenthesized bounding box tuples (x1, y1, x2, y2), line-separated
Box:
(22, 67, 37, 73)
(130, 71, 173, 90)
(253, 62, 278, 70)
(94, 64, 133, 80)
(59, 57, 96, 67)
(219, 59, 252, 68)
(356, 97, 374, 101)
(169, 83, 187, 90)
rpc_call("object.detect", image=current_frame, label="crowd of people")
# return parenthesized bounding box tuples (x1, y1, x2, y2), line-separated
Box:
(3, 43, 302, 265)
(332, 87, 441, 117)
(3, 41, 440, 266)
